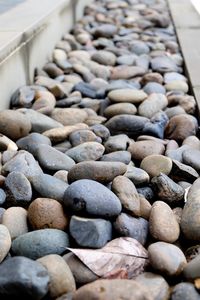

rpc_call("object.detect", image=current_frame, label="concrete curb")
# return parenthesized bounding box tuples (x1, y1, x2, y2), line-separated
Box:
(0, 0, 92, 110)
(167, 0, 200, 117)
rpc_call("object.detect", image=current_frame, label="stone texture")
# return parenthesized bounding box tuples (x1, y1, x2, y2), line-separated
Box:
(66, 142, 105, 162)
(128, 141, 165, 161)
(140, 155, 172, 178)
(108, 89, 147, 104)
(0, 224, 11, 263)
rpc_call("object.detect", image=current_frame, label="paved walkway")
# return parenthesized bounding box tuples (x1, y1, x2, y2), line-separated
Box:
(0, 0, 25, 14)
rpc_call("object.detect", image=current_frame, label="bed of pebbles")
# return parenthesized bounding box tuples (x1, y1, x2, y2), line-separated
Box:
(0, 0, 199, 299)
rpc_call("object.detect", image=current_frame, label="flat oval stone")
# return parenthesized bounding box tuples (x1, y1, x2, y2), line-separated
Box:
(35, 144, 75, 171)
(73, 279, 151, 300)
(104, 134, 129, 152)
(5, 171, 32, 205)
(165, 114, 198, 143)
(111, 66, 145, 80)
(140, 155, 172, 177)
(139, 195, 152, 220)
(128, 140, 165, 161)
(63, 253, 98, 284)
(104, 103, 137, 118)
(51, 108, 88, 126)
(105, 114, 149, 137)
(112, 176, 140, 216)
(0, 224, 11, 263)
(28, 198, 68, 230)
(183, 255, 200, 280)
(135, 272, 170, 300)
(17, 132, 51, 155)
(149, 201, 180, 243)
(100, 151, 131, 164)
(69, 130, 100, 146)
(65, 142, 105, 162)
(0, 110, 31, 140)
(165, 80, 189, 93)
(69, 216, 112, 248)
(143, 82, 166, 95)
(2, 207, 28, 239)
(94, 24, 118, 38)
(138, 93, 168, 118)
(114, 213, 148, 245)
(148, 242, 187, 276)
(68, 161, 127, 183)
(151, 56, 179, 73)
(91, 50, 116, 66)
(0, 256, 49, 299)
(171, 283, 200, 300)
(64, 179, 122, 217)
(130, 41, 150, 55)
(108, 89, 147, 104)
(151, 173, 184, 204)
(182, 148, 200, 172)
(37, 254, 76, 298)
(12, 229, 69, 259)
(31, 174, 68, 202)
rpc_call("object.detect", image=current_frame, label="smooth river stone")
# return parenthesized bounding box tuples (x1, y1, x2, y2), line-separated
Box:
(0, 224, 11, 263)
(111, 66, 145, 80)
(112, 176, 140, 216)
(37, 254, 76, 298)
(182, 148, 200, 172)
(135, 272, 170, 300)
(31, 173, 68, 202)
(105, 114, 149, 137)
(114, 213, 148, 245)
(151, 173, 184, 204)
(28, 198, 68, 230)
(108, 89, 147, 104)
(140, 155, 172, 177)
(73, 280, 151, 300)
(165, 80, 189, 93)
(183, 255, 200, 280)
(171, 283, 200, 300)
(151, 56, 179, 73)
(68, 161, 127, 183)
(165, 114, 198, 143)
(69, 216, 112, 248)
(12, 229, 69, 259)
(164, 72, 187, 83)
(183, 135, 200, 150)
(69, 129, 100, 146)
(125, 165, 150, 186)
(0, 256, 49, 300)
(51, 108, 88, 126)
(104, 134, 129, 152)
(143, 82, 166, 95)
(181, 178, 200, 241)
(2, 207, 28, 240)
(91, 50, 116, 66)
(64, 179, 121, 217)
(35, 144, 75, 171)
(128, 140, 165, 161)
(0, 110, 31, 141)
(16, 132, 51, 155)
(104, 103, 137, 118)
(171, 159, 199, 183)
(101, 151, 131, 164)
(138, 93, 168, 118)
(149, 201, 180, 243)
(148, 242, 187, 276)
(93, 24, 118, 38)
(65, 142, 105, 162)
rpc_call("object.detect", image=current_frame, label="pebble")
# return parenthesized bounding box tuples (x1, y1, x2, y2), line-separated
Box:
(0, 224, 11, 263)
(183, 135, 200, 150)
(0, 208, 5, 223)
(69, 129, 100, 146)
(104, 102, 137, 118)
(165, 80, 189, 93)
(149, 201, 180, 243)
(31, 173, 68, 202)
(111, 176, 140, 216)
(94, 24, 118, 38)
(12, 229, 69, 259)
(91, 50, 116, 66)
(0, 134, 18, 151)
(135, 272, 170, 300)
(125, 165, 150, 186)
(2, 207, 28, 239)
(128, 140, 165, 161)
(0, 110, 31, 140)
(0, 256, 49, 299)
(148, 242, 187, 276)
(139, 195, 152, 220)
(68, 161, 127, 183)
(151, 56, 179, 73)
(37, 254, 76, 298)
(138, 93, 168, 118)
(54, 170, 68, 183)
(73, 279, 151, 300)
(35, 144, 75, 171)
(28, 198, 68, 230)
(100, 150, 131, 164)
(16, 132, 51, 155)
(104, 134, 129, 152)
(114, 213, 148, 245)
(64, 179, 121, 218)
(111, 65, 145, 80)
(143, 82, 166, 95)
(171, 159, 199, 183)
(108, 89, 147, 104)
(152, 173, 184, 204)
(140, 155, 172, 177)
(51, 108, 88, 126)
(69, 216, 112, 248)
(130, 40, 150, 55)
(171, 282, 200, 300)
(0, 189, 6, 205)
(66, 142, 105, 162)
(63, 252, 98, 284)
(182, 148, 200, 172)
(183, 254, 200, 280)
(164, 72, 187, 83)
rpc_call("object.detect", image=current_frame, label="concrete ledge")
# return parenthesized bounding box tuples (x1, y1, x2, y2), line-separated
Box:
(0, 0, 92, 110)
(168, 0, 200, 116)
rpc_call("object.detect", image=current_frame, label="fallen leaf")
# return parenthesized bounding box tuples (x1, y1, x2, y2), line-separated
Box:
(67, 237, 148, 279)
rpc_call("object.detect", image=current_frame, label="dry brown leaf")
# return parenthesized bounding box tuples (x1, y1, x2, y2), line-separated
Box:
(68, 237, 148, 279)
